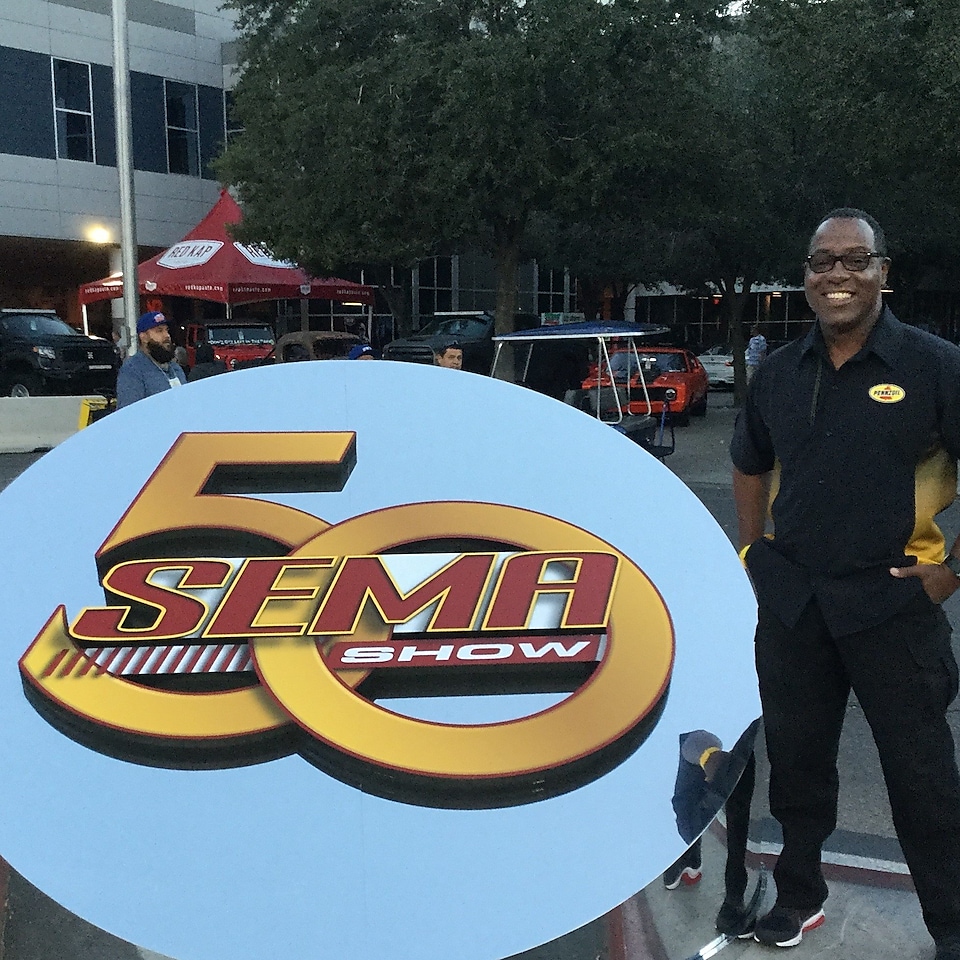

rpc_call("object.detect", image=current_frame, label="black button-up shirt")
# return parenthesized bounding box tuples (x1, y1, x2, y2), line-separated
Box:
(731, 307, 960, 636)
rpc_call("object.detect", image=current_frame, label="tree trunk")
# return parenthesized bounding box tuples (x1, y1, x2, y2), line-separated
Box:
(363, 264, 412, 339)
(493, 217, 525, 337)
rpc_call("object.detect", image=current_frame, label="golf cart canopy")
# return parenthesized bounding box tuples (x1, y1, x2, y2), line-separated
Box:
(492, 321, 670, 343)
(490, 320, 676, 459)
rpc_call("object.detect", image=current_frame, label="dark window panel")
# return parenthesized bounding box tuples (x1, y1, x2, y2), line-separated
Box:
(91, 62, 116, 167)
(198, 83, 225, 178)
(165, 80, 196, 129)
(0, 46, 55, 158)
(167, 126, 198, 175)
(53, 59, 90, 112)
(57, 111, 93, 161)
(130, 71, 167, 173)
(516, 260, 534, 290)
(436, 256, 451, 287)
(418, 289, 434, 317)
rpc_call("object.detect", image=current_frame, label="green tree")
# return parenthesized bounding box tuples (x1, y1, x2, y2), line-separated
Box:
(217, 0, 724, 335)
(745, 0, 960, 320)
(652, 26, 811, 403)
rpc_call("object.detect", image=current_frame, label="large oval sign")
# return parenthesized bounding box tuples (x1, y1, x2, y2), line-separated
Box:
(0, 360, 758, 960)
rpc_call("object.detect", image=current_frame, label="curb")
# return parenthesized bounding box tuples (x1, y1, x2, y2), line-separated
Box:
(712, 816, 915, 892)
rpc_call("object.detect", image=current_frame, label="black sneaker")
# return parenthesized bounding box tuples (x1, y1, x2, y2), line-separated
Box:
(935, 935, 960, 960)
(753, 905, 825, 947)
(715, 900, 755, 938)
(662, 863, 702, 890)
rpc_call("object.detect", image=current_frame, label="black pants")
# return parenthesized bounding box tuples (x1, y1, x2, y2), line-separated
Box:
(756, 594, 960, 940)
(723, 751, 755, 903)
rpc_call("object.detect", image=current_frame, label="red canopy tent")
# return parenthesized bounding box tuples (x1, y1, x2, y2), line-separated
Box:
(79, 190, 375, 324)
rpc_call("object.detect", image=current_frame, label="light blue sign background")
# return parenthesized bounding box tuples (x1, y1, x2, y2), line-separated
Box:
(0, 361, 758, 960)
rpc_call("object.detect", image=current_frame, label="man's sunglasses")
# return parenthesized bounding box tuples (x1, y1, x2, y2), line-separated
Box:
(805, 252, 885, 274)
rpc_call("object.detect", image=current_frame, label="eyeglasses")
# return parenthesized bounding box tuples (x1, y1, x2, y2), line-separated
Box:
(805, 252, 885, 273)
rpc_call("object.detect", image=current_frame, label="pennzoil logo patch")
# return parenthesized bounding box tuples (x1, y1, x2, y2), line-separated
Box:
(869, 383, 905, 404)
(18, 431, 675, 809)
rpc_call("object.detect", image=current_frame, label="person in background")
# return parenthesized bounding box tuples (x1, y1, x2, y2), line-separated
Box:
(348, 344, 376, 360)
(435, 341, 463, 369)
(174, 343, 190, 375)
(745, 325, 767, 382)
(187, 341, 227, 381)
(116, 311, 186, 408)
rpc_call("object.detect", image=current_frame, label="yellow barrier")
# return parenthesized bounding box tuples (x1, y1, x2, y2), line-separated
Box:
(77, 396, 115, 430)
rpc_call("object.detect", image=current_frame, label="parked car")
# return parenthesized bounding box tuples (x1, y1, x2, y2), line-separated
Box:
(696, 345, 738, 388)
(0, 309, 117, 397)
(184, 321, 275, 370)
(582, 345, 708, 425)
(233, 330, 362, 370)
(382, 311, 496, 373)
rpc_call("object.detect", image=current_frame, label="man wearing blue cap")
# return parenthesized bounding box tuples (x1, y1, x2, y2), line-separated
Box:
(116, 311, 187, 408)
(347, 344, 375, 360)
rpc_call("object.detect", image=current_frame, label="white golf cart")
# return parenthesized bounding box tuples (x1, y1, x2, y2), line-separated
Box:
(491, 320, 677, 460)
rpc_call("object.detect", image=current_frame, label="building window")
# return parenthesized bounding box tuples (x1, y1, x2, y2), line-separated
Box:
(416, 257, 455, 319)
(537, 266, 569, 315)
(52, 58, 94, 162)
(224, 90, 244, 145)
(165, 80, 199, 175)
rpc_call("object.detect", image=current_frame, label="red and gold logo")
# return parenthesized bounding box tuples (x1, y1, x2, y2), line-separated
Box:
(20, 432, 674, 807)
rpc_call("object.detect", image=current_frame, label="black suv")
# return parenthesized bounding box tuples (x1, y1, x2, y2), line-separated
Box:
(382, 312, 496, 373)
(0, 310, 118, 397)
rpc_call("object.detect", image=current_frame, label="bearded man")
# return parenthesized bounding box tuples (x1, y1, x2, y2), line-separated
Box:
(116, 311, 187, 408)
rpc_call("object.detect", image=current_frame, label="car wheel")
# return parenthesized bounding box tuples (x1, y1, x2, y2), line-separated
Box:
(7, 372, 43, 397)
(691, 394, 708, 417)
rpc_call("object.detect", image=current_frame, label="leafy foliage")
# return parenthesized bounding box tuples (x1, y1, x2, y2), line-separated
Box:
(217, 0, 726, 333)
(218, 0, 960, 373)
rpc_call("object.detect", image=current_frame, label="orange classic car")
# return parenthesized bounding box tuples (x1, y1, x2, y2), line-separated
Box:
(581, 345, 709, 425)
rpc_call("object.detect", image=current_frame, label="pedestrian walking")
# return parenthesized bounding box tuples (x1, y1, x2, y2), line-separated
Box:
(745, 325, 767, 382)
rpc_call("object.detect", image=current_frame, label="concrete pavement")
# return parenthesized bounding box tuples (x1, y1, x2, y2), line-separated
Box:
(1, 393, 959, 959)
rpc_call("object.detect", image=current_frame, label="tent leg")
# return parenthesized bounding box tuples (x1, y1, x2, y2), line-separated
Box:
(226, 303, 233, 320)
(367, 304, 373, 343)
(81, 303, 89, 336)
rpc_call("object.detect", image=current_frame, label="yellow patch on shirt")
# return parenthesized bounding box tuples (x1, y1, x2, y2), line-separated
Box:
(869, 383, 906, 403)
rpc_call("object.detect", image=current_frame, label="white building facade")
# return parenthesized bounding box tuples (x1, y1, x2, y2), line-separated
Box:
(0, 0, 238, 331)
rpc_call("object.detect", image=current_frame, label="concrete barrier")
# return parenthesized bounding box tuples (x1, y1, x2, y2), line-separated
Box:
(0, 396, 105, 453)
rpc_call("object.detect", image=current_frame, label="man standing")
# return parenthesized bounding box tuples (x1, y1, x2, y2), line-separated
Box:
(116, 311, 186, 408)
(745, 325, 767, 382)
(731, 208, 960, 959)
(434, 341, 463, 370)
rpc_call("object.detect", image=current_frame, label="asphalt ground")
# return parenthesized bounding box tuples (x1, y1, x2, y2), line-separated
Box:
(1, 392, 959, 959)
